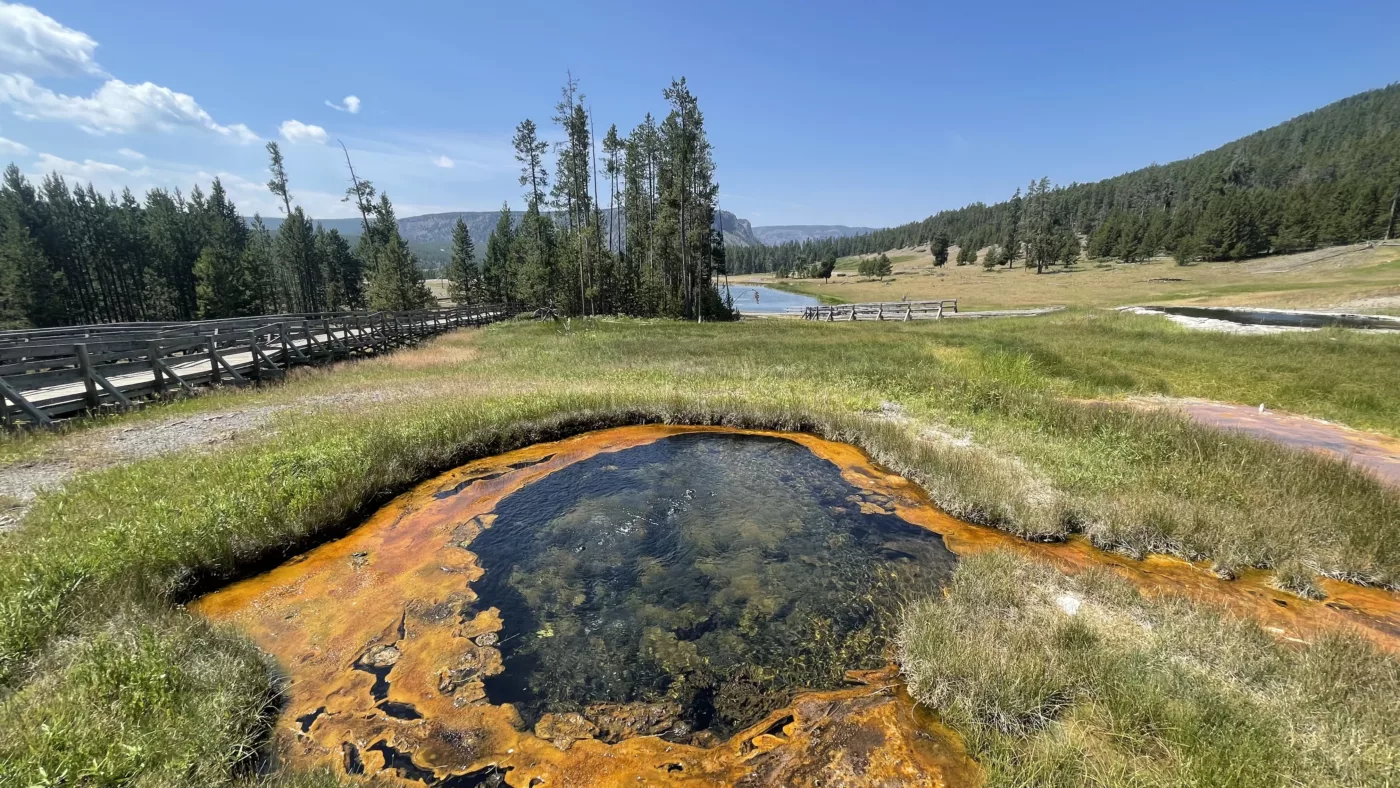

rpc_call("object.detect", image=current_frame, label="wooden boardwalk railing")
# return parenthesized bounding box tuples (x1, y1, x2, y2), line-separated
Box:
(801, 300, 959, 321)
(0, 304, 512, 428)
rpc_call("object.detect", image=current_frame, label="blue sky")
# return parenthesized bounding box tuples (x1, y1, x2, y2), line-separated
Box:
(0, 1, 1393, 227)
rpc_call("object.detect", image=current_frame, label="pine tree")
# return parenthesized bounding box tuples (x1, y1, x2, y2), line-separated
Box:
(0, 207, 63, 327)
(194, 244, 251, 319)
(316, 228, 362, 310)
(273, 209, 321, 311)
(265, 142, 293, 217)
(446, 217, 479, 305)
(930, 231, 950, 267)
(513, 120, 550, 211)
(242, 216, 277, 313)
(983, 245, 1001, 269)
(1003, 188, 1022, 269)
(364, 193, 432, 311)
(192, 178, 254, 318)
(957, 241, 976, 265)
(482, 203, 515, 304)
(1273, 188, 1318, 253)
(141, 188, 198, 319)
(368, 233, 433, 311)
(602, 124, 624, 252)
(514, 202, 559, 307)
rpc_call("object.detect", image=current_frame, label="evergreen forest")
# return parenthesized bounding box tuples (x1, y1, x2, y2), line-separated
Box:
(729, 83, 1400, 274)
(0, 76, 731, 328)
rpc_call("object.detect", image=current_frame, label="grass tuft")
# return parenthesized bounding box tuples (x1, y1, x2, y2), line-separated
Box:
(899, 551, 1400, 787)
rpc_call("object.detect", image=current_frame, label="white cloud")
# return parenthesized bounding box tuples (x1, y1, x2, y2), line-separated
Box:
(0, 74, 258, 142)
(432, 154, 454, 169)
(116, 147, 143, 159)
(0, 2, 102, 76)
(325, 94, 360, 114)
(279, 119, 327, 145)
(36, 151, 134, 178)
(0, 133, 25, 153)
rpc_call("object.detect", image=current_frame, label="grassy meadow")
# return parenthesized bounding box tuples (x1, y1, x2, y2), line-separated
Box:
(1, 310, 1398, 786)
(743, 242, 1400, 312)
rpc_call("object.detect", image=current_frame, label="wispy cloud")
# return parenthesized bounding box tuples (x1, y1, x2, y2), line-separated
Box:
(279, 119, 327, 145)
(37, 151, 139, 178)
(432, 154, 454, 169)
(116, 146, 143, 159)
(0, 6, 258, 144)
(325, 95, 360, 114)
(0, 74, 258, 142)
(0, 2, 102, 76)
(351, 130, 516, 177)
(0, 134, 26, 153)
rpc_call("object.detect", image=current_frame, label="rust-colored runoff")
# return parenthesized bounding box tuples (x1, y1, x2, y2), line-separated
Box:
(193, 425, 1400, 786)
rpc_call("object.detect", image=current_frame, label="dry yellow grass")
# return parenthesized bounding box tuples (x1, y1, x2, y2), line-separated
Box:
(373, 341, 481, 370)
(734, 243, 1400, 312)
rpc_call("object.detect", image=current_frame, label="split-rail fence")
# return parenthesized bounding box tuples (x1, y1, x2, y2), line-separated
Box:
(801, 300, 959, 321)
(0, 304, 511, 428)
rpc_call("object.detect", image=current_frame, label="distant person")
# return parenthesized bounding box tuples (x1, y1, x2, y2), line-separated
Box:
(754, 290, 760, 304)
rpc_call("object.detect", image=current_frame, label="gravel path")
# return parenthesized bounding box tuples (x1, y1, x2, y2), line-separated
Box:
(0, 391, 399, 533)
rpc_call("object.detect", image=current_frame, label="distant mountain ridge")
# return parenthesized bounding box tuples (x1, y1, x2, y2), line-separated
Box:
(255, 209, 766, 250)
(752, 225, 878, 244)
(251, 211, 877, 252)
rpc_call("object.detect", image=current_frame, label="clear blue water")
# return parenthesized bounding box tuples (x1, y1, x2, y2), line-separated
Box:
(470, 433, 956, 738)
(722, 284, 820, 314)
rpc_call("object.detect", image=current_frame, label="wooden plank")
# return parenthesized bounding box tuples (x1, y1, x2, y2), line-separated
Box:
(0, 375, 52, 425)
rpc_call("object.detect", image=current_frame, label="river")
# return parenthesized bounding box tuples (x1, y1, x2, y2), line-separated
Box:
(723, 283, 820, 315)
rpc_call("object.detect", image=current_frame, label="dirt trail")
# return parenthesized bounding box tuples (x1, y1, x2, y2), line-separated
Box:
(1128, 396, 1400, 488)
(0, 391, 399, 532)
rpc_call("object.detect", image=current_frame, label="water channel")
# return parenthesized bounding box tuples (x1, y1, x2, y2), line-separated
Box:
(722, 283, 820, 315)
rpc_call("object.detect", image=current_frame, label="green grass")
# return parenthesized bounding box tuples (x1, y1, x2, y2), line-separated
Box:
(1, 310, 1398, 785)
(899, 552, 1400, 787)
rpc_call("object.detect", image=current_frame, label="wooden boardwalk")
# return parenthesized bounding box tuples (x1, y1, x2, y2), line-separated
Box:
(0, 304, 511, 428)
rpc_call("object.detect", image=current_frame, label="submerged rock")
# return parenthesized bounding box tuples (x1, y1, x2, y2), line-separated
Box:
(535, 712, 598, 750)
(584, 702, 684, 743)
(361, 644, 400, 668)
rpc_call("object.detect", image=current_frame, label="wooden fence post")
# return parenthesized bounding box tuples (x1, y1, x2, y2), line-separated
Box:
(75, 344, 100, 408)
(76, 342, 133, 409)
(148, 341, 164, 394)
(0, 377, 51, 426)
(207, 335, 221, 384)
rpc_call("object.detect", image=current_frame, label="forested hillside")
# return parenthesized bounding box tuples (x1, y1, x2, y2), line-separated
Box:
(0, 76, 731, 327)
(730, 83, 1400, 274)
